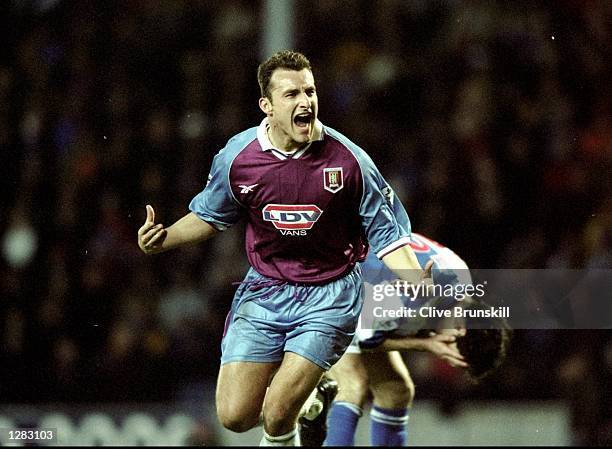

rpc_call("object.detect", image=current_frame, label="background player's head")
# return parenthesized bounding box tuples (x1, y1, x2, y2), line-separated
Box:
(455, 300, 512, 382)
(424, 299, 512, 381)
(257, 50, 318, 150)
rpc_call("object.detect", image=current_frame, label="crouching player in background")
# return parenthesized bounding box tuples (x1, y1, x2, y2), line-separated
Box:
(317, 233, 512, 446)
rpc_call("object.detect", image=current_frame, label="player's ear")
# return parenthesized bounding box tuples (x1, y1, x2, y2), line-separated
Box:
(259, 96, 273, 116)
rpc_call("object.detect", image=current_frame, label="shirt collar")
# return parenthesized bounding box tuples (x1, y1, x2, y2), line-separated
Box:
(257, 117, 325, 153)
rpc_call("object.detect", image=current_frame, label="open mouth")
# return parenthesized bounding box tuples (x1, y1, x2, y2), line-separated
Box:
(294, 112, 312, 129)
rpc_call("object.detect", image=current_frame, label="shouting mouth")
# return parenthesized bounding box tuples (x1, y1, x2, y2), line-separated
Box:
(294, 112, 313, 131)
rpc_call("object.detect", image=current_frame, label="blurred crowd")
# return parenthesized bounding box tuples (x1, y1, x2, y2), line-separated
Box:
(0, 0, 610, 445)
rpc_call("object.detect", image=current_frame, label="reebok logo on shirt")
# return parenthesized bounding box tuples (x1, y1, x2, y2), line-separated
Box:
(238, 184, 258, 194)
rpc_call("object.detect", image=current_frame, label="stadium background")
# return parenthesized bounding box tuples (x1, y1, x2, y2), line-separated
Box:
(0, 0, 610, 445)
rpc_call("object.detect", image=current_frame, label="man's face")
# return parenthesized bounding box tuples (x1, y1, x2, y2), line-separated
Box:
(260, 68, 318, 151)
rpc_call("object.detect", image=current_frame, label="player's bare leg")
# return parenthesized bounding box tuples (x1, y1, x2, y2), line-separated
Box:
(216, 361, 280, 432)
(262, 352, 325, 437)
(364, 351, 414, 408)
(328, 353, 369, 407)
(363, 351, 413, 445)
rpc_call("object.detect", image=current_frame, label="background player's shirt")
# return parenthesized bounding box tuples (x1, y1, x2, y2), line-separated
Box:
(357, 233, 472, 349)
(189, 118, 412, 284)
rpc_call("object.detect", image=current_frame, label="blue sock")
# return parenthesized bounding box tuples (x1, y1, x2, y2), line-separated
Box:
(323, 401, 363, 446)
(370, 406, 409, 446)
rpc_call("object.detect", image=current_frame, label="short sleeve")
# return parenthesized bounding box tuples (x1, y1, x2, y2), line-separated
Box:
(189, 149, 242, 231)
(358, 154, 412, 259)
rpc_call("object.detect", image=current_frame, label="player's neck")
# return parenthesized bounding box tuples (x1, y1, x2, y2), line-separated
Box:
(267, 126, 307, 154)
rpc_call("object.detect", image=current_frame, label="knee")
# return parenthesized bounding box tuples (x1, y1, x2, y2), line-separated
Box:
(262, 402, 296, 436)
(393, 376, 415, 408)
(217, 403, 260, 433)
(219, 417, 253, 434)
(374, 376, 415, 409)
(402, 376, 416, 407)
(337, 372, 370, 406)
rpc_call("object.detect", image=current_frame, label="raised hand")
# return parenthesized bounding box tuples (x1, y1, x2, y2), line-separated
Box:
(137, 204, 167, 254)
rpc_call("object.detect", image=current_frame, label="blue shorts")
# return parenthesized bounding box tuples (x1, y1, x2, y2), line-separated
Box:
(221, 265, 363, 371)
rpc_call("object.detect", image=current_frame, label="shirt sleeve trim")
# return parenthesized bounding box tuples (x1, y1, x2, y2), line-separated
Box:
(376, 236, 412, 260)
(192, 213, 230, 232)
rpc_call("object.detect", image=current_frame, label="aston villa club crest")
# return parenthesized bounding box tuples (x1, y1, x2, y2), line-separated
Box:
(323, 167, 343, 193)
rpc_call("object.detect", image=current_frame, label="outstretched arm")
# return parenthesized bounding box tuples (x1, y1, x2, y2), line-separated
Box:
(369, 333, 468, 369)
(137, 204, 218, 255)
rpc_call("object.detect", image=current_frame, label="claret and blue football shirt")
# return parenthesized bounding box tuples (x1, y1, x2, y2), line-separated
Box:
(190, 118, 412, 284)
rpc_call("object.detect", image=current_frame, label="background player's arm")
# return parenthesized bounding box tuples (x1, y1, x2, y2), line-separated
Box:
(138, 205, 218, 255)
(366, 333, 468, 368)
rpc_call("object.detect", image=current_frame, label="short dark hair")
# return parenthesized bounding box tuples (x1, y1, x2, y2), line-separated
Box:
(257, 50, 312, 99)
(456, 300, 512, 382)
